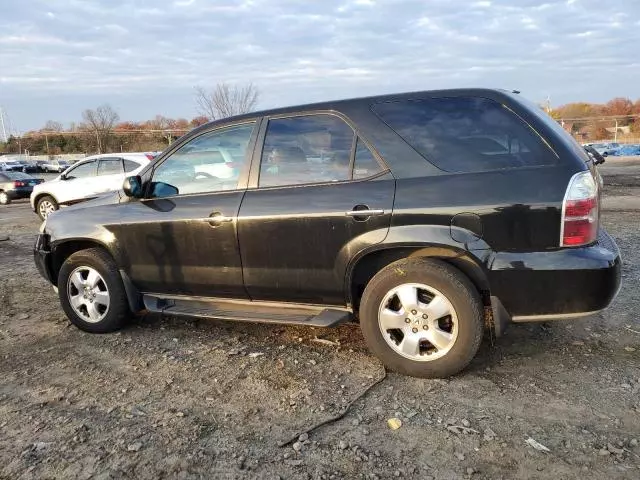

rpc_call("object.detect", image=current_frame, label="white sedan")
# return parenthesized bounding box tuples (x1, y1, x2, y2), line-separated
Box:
(30, 153, 151, 220)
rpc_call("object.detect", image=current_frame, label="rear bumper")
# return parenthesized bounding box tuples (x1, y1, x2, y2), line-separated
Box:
(34, 233, 55, 285)
(488, 229, 621, 320)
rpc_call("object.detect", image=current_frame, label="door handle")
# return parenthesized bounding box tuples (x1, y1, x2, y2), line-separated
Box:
(198, 213, 233, 226)
(345, 209, 385, 217)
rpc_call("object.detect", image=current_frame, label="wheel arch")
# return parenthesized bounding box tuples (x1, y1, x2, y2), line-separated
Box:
(33, 191, 58, 207)
(346, 245, 492, 312)
(51, 239, 143, 313)
(51, 239, 113, 282)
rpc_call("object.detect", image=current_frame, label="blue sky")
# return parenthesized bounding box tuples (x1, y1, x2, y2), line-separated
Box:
(1, 0, 639, 132)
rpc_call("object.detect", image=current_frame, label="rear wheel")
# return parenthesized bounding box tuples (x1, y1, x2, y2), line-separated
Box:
(37, 195, 58, 220)
(359, 258, 484, 378)
(0, 191, 10, 205)
(58, 248, 130, 333)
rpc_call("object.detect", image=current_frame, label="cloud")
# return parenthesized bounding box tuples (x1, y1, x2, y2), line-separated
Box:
(1, 0, 640, 130)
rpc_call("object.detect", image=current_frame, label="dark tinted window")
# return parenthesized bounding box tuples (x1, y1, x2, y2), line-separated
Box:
(97, 158, 123, 175)
(353, 139, 383, 179)
(66, 161, 97, 179)
(372, 97, 556, 173)
(259, 114, 354, 187)
(124, 160, 140, 172)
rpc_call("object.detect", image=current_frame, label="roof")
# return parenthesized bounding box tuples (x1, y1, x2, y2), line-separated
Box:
(196, 88, 517, 131)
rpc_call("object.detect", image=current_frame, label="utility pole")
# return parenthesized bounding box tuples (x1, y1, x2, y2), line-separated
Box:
(45, 133, 50, 156)
(614, 119, 618, 142)
(0, 107, 7, 143)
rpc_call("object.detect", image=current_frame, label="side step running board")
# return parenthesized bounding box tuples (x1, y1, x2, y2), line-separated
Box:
(143, 295, 352, 328)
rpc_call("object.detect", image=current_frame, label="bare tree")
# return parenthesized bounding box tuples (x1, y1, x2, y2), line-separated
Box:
(82, 104, 120, 153)
(194, 83, 260, 120)
(43, 120, 63, 132)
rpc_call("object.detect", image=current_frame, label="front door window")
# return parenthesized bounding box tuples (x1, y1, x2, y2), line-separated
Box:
(150, 123, 255, 198)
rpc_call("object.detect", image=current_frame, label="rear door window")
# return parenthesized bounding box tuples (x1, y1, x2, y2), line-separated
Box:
(98, 158, 124, 176)
(353, 139, 384, 180)
(372, 97, 556, 173)
(124, 160, 141, 172)
(259, 114, 355, 187)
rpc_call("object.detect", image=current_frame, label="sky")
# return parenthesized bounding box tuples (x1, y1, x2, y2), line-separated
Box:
(1, 0, 639, 133)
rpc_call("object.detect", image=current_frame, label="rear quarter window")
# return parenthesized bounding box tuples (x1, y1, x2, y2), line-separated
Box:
(372, 97, 557, 173)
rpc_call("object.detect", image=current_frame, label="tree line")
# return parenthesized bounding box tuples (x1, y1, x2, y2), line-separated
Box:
(549, 97, 640, 141)
(0, 83, 259, 157)
(2, 87, 639, 157)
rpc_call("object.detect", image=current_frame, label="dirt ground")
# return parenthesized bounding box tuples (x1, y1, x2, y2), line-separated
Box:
(1, 175, 639, 479)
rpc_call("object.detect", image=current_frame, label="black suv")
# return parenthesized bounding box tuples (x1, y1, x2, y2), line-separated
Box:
(34, 89, 621, 378)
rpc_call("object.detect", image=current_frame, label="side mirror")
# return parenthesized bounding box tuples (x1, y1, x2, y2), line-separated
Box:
(123, 175, 143, 198)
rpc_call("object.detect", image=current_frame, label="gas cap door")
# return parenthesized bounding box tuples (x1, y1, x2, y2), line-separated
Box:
(450, 213, 483, 244)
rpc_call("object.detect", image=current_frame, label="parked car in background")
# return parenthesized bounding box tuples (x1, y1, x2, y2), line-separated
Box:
(0, 160, 22, 172)
(30, 153, 151, 219)
(13, 160, 38, 173)
(35, 161, 49, 172)
(144, 151, 162, 160)
(33, 88, 621, 378)
(0, 172, 44, 205)
(41, 160, 71, 173)
(611, 144, 640, 156)
(589, 143, 620, 156)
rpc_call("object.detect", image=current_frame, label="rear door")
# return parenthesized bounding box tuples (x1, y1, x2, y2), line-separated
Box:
(237, 113, 395, 305)
(96, 157, 126, 193)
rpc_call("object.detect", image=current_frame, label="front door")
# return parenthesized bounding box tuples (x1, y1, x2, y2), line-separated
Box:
(57, 159, 99, 203)
(111, 122, 258, 297)
(238, 113, 395, 305)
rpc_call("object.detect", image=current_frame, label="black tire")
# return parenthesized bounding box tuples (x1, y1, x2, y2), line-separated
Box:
(58, 248, 131, 333)
(0, 191, 10, 205)
(359, 258, 484, 378)
(36, 195, 58, 220)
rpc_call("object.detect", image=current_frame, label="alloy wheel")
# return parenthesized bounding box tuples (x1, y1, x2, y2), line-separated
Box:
(378, 283, 458, 361)
(67, 266, 110, 323)
(38, 200, 56, 218)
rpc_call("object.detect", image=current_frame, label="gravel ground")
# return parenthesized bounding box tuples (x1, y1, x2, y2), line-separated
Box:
(0, 180, 639, 479)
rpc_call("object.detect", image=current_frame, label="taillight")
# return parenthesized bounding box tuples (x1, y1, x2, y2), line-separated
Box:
(14, 181, 25, 187)
(561, 171, 599, 247)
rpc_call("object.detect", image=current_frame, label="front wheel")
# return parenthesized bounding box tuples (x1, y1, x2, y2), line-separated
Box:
(359, 258, 484, 378)
(58, 248, 131, 333)
(36, 195, 58, 220)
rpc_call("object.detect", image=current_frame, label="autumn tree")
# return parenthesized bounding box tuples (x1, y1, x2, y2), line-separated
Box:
(194, 83, 260, 120)
(82, 104, 120, 153)
(190, 115, 209, 127)
(604, 97, 633, 117)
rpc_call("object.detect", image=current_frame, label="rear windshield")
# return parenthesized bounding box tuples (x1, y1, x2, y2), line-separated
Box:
(5, 172, 32, 180)
(372, 97, 557, 173)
